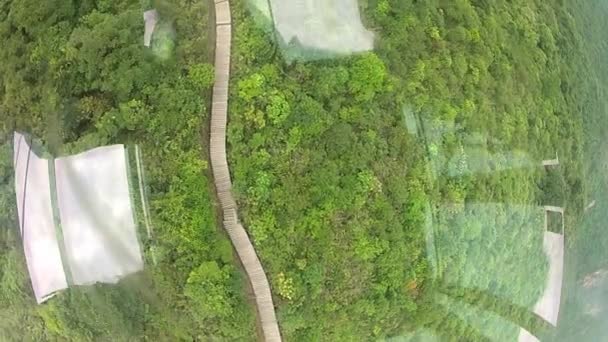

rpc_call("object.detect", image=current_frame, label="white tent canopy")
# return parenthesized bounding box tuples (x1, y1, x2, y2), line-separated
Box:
(13, 132, 143, 303)
(13, 133, 68, 303)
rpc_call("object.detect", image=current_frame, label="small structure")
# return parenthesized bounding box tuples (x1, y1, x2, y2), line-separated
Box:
(542, 153, 559, 168)
(143, 9, 159, 47)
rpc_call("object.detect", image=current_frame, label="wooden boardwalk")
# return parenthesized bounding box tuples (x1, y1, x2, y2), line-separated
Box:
(210, 1, 282, 341)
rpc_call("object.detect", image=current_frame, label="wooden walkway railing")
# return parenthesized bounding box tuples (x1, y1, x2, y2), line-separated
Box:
(210, 1, 282, 341)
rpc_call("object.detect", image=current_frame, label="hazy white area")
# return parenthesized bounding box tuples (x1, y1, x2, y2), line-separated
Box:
(534, 231, 564, 325)
(248, 0, 272, 19)
(55, 145, 143, 285)
(518, 231, 564, 342)
(143, 9, 158, 47)
(447, 149, 535, 177)
(269, 0, 374, 54)
(518, 328, 539, 342)
(13, 132, 68, 303)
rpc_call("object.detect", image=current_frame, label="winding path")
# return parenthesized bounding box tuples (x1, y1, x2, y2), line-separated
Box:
(210, 1, 282, 341)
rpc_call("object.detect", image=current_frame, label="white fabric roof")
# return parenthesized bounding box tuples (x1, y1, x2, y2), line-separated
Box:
(55, 145, 143, 285)
(13, 132, 143, 303)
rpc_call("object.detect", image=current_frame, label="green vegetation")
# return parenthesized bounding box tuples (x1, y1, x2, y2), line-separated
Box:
(230, 0, 601, 340)
(0, 0, 255, 340)
(1, 0, 607, 340)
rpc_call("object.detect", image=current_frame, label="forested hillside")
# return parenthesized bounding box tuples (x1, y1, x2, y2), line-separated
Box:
(0, 0, 605, 340)
(229, 0, 594, 340)
(0, 0, 255, 340)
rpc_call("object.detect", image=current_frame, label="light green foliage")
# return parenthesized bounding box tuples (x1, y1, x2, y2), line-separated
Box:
(250, 210, 276, 245)
(376, 0, 389, 17)
(185, 262, 233, 319)
(266, 92, 290, 125)
(188, 63, 215, 90)
(238, 73, 265, 101)
(357, 170, 382, 194)
(349, 52, 387, 102)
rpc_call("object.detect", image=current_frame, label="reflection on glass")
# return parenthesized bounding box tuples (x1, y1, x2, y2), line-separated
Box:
(12, 132, 143, 303)
(250, 0, 373, 61)
(409, 112, 567, 341)
(13, 133, 67, 303)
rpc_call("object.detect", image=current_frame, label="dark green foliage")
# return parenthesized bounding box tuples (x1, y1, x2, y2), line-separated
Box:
(538, 169, 567, 207)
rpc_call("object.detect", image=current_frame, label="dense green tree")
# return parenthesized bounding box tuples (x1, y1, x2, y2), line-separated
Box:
(0, 0, 256, 340)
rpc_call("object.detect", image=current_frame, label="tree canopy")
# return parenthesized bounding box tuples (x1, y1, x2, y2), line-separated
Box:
(1, 0, 607, 340)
